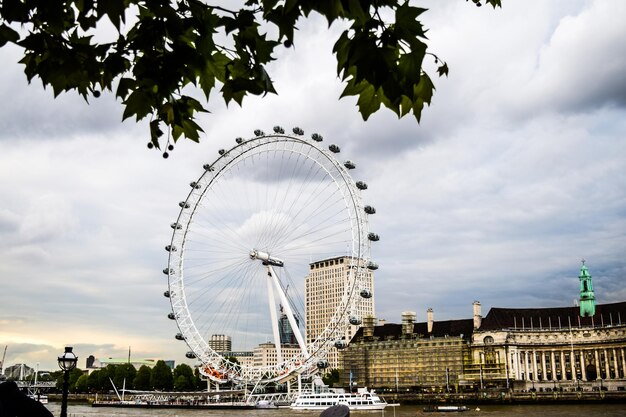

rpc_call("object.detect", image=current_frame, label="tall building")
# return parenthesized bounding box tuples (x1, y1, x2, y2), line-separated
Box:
(305, 256, 375, 368)
(208, 334, 232, 353)
(279, 305, 299, 345)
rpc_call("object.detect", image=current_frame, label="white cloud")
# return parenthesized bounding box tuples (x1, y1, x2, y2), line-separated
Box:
(0, 0, 624, 370)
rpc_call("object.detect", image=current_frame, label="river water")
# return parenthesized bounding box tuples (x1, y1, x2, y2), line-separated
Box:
(45, 403, 626, 417)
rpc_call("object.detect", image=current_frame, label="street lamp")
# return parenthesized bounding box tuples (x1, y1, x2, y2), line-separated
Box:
(58, 347, 78, 417)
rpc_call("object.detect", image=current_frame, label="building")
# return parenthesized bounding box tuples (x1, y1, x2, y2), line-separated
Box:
(467, 262, 626, 391)
(339, 311, 473, 391)
(252, 342, 303, 368)
(95, 357, 175, 370)
(208, 334, 232, 353)
(340, 262, 626, 393)
(279, 306, 299, 345)
(305, 256, 375, 368)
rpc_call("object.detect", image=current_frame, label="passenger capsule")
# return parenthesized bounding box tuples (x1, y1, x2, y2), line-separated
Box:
(203, 164, 215, 171)
(367, 261, 379, 271)
(360, 288, 373, 299)
(273, 126, 285, 134)
(186, 351, 197, 359)
(190, 182, 201, 189)
(170, 222, 182, 229)
(334, 340, 347, 349)
(356, 181, 368, 190)
(218, 149, 226, 155)
(364, 205, 376, 214)
(175, 333, 185, 341)
(344, 160, 355, 169)
(165, 245, 177, 252)
(235, 137, 243, 144)
(368, 233, 380, 242)
(292, 127, 304, 135)
(164, 291, 170, 298)
(316, 360, 329, 369)
(179, 201, 190, 209)
(349, 316, 362, 325)
(168, 312, 175, 320)
(328, 144, 340, 153)
(311, 133, 323, 142)
(254, 129, 265, 136)
(162, 268, 172, 275)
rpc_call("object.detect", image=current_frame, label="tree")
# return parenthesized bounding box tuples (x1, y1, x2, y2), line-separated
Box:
(172, 363, 194, 391)
(0, 0, 500, 155)
(322, 368, 341, 387)
(133, 365, 152, 391)
(150, 360, 173, 391)
(113, 363, 137, 391)
(74, 374, 89, 393)
(86, 369, 102, 393)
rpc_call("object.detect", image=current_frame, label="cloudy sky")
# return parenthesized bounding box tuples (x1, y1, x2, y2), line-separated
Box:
(1, 0, 625, 371)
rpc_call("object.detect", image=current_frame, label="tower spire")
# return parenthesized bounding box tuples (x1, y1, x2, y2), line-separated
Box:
(578, 260, 595, 317)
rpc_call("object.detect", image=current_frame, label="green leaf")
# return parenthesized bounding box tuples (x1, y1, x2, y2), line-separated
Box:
(437, 62, 449, 77)
(0, 23, 20, 47)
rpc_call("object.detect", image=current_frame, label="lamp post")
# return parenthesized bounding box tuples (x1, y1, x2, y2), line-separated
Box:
(58, 347, 78, 417)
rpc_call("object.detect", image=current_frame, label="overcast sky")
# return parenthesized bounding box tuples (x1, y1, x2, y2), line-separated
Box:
(1, 0, 625, 371)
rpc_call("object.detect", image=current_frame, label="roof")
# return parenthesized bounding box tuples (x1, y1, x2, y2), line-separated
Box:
(352, 318, 474, 341)
(479, 301, 626, 331)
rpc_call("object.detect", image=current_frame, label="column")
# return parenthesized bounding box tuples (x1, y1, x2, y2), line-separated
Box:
(613, 348, 619, 379)
(580, 350, 586, 381)
(560, 351, 566, 380)
(595, 350, 600, 378)
(570, 351, 576, 379)
(524, 351, 530, 381)
(515, 351, 521, 380)
(532, 350, 538, 381)
(620, 348, 626, 378)
(540, 350, 547, 380)
(604, 349, 610, 378)
(551, 351, 557, 381)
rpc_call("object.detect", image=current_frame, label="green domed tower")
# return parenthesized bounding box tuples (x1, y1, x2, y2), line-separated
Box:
(579, 260, 595, 317)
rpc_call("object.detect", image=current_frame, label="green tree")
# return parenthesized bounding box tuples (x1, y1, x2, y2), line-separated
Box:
(193, 367, 204, 391)
(172, 363, 194, 391)
(0, 0, 500, 154)
(74, 374, 89, 393)
(113, 363, 137, 390)
(86, 369, 101, 393)
(150, 360, 173, 391)
(322, 368, 341, 387)
(133, 365, 152, 391)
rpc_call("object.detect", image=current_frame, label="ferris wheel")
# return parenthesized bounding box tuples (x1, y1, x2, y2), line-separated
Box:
(163, 126, 378, 385)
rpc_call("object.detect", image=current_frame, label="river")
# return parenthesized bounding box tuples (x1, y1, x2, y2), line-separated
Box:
(45, 403, 626, 417)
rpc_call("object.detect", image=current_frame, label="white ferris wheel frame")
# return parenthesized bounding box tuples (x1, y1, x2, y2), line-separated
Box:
(165, 131, 373, 384)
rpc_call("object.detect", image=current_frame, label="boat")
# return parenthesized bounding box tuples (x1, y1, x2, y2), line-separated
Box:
(290, 377, 388, 411)
(423, 405, 470, 412)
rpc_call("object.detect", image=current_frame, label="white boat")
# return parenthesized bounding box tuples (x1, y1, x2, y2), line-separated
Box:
(290, 378, 388, 411)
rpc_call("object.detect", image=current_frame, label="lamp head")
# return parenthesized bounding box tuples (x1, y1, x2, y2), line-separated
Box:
(58, 346, 78, 371)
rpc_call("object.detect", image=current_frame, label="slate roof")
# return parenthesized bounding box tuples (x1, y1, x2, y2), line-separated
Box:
(479, 301, 626, 331)
(352, 318, 474, 341)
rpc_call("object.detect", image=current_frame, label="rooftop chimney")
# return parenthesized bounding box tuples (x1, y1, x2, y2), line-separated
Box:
(427, 308, 434, 333)
(363, 316, 376, 337)
(473, 301, 482, 329)
(402, 311, 416, 335)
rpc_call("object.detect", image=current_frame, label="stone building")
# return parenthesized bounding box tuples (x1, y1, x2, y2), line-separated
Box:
(340, 262, 626, 392)
(339, 311, 474, 392)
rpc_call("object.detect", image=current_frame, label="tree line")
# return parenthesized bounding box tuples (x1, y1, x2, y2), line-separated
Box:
(57, 361, 206, 393)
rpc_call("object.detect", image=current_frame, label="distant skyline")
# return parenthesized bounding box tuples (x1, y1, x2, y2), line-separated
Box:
(1, 0, 625, 371)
